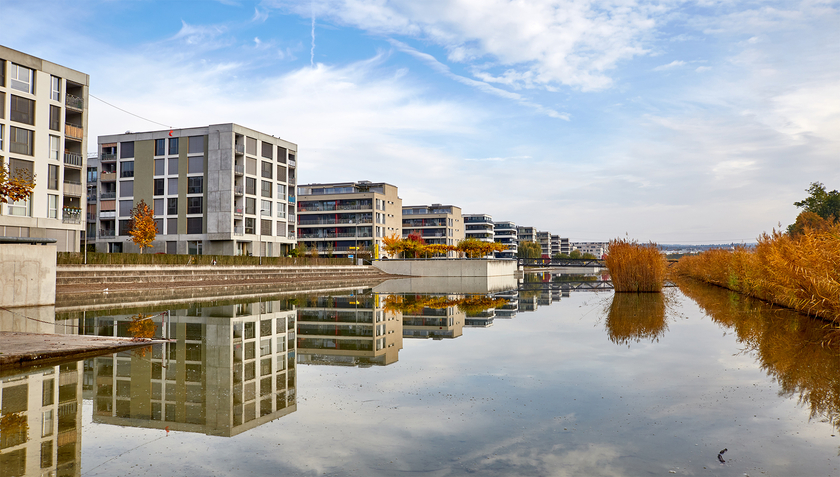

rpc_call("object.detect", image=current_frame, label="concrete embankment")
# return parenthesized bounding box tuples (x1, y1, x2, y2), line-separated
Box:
(55, 264, 402, 310)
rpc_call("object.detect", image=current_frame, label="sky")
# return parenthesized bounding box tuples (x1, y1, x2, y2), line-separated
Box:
(1, 0, 838, 243)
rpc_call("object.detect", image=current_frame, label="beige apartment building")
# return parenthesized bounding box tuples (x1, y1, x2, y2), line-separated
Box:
(94, 124, 297, 256)
(0, 45, 90, 251)
(402, 204, 464, 257)
(297, 181, 401, 258)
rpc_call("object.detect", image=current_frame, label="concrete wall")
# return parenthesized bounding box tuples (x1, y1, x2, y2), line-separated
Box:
(372, 259, 516, 277)
(0, 243, 57, 307)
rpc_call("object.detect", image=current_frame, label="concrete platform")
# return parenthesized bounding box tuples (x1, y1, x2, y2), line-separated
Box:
(0, 331, 165, 371)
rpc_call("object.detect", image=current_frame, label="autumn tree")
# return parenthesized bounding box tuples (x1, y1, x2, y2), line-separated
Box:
(129, 199, 157, 253)
(0, 161, 36, 204)
(382, 232, 405, 258)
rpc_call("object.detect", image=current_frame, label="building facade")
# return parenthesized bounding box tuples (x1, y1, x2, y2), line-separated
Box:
(0, 46, 90, 252)
(463, 214, 494, 243)
(94, 123, 297, 256)
(536, 231, 551, 257)
(296, 181, 401, 258)
(402, 204, 464, 256)
(572, 241, 609, 258)
(516, 226, 536, 245)
(493, 221, 517, 259)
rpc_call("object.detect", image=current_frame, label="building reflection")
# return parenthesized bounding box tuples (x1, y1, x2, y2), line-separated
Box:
(296, 294, 403, 367)
(0, 360, 83, 477)
(79, 299, 297, 437)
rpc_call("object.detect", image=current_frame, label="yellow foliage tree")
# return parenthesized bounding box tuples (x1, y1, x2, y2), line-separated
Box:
(129, 199, 157, 253)
(382, 232, 405, 258)
(0, 161, 35, 204)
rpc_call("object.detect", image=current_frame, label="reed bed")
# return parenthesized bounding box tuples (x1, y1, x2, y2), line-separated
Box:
(604, 238, 667, 292)
(605, 292, 668, 345)
(674, 224, 840, 323)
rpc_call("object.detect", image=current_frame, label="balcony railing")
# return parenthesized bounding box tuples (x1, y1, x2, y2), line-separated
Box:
(235, 143, 244, 154)
(99, 172, 116, 182)
(99, 210, 116, 219)
(234, 207, 244, 216)
(99, 229, 115, 238)
(63, 181, 83, 197)
(297, 204, 371, 212)
(86, 213, 96, 222)
(66, 94, 84, 110)
(100, 153, 117, 162)
(64, 152, 83, 167)
(100, 192, 116, 200)
(234, 185, 244, 196)
(288, 159, 296, 168)
(298, 231, 372, 239)
(234, 164, 245, 175)
(65, 123, 83, 141)
(234, 226, 244, 236)
(62, 208, 82, 224)
(297, 217, 372, 226)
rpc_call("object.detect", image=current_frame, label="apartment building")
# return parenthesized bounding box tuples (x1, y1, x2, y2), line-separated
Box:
(94, 123, 297, 256)
(296, 294, 403, 366)
(296, 181, 401, 258)
(572, 241, 609, 258)
(402, 296, 465, 340)
(402, 204, 464, 256)
(493, 221, 517, 258)
(463, 213, 494, 242)
(516, 226, 536, 245)
(536, 231, 552, 257)
(0, 46, 89, 251)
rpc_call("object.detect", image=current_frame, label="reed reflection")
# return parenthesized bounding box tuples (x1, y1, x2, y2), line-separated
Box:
(678, 278, 840, 432)
(604, 292, 668, 345)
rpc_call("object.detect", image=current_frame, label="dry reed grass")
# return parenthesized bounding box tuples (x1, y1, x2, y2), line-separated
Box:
(604, 238, 667, 292)
(674, 224, 840, 323)
(605, 292, 668, 345)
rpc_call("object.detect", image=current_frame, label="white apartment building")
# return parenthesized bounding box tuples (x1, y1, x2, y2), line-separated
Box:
(297, 181, 402, 258)
(0, 46, 89, 251)
(572, 241, 609, 258)
(463, 214, 494, 242)
(493, 221, 517, 258)
(94, 124, 297, 256)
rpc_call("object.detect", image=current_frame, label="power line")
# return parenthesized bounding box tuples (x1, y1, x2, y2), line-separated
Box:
(89, 93, 173, 129)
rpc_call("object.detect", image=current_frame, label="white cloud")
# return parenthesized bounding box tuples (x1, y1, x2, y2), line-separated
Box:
(653, 60, 686, 71)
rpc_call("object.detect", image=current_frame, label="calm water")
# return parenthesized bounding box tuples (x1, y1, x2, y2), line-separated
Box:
(1, 275, 838, 476)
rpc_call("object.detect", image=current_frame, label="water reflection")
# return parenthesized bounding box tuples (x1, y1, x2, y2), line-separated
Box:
(604, 293, 668, 345)
(0, 361, 83, 476)
(678, 278, 840, 432)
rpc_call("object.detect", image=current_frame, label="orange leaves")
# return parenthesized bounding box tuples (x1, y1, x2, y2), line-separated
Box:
(128, 313, 157, 340)
(129, 199, 157, 253)
(0, 161, 35, 204)
(604, 238, 667, 293)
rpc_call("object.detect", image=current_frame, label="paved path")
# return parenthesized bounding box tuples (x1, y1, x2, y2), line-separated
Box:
(0, 332, 165, 369)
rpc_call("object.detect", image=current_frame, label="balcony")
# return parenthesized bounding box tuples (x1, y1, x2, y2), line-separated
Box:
(100, 153, 117, 162)
(234, 226, 244, 236)
(288, 159, 296, 168)
(100, 192, 116, 200)
(100, 171, 116, 182)
(234, 207, 243, 217)
(99, 211, 116, 219)
(64, 152, 83, 168)
(234, 185, 244, 196)
(234, 164, 244, 175)
(62, 208, 82, 224)
(66, 94, 84, 111)
(99, 229, 115, 238)
(65, 123, 83, 141)
(87, 194, 97, 204)
(235, 143, 245, 155)
(63, 181, 83, 197)
(87, 213, 96, 222)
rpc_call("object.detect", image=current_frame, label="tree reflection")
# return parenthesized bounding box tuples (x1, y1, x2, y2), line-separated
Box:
(678, 278, 840, 432)
(605, 292, 668, 345)
(382, 295, 507, 315)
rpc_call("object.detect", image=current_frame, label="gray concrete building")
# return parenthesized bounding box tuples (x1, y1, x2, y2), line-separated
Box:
(94, 124, 297, 256)
(0, 45, 90, 251)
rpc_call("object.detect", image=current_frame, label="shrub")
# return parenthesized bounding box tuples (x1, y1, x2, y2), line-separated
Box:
(604, 238, 667, 292)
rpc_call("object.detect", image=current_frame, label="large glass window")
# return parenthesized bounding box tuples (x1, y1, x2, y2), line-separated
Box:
(261, 180, 272, 198)
(10, 64, 34, 93)
(48, 194, 58, 218)
(120, 141, 134, 158)
(246, 197, 256, 215)
(10, 95, 34, 125)
(167, 218, 178, 234)
(49, 135, 60, 160)
(154, 159, 164, 175)
(261, 161, 272, 179)
(169, 137, 179, 155)
(261, 200, 272, 216)
(277, 184, 286, 200)
(119, 219, 131, 236)
(168, 157, 178, 175)
(155, 138, 165, 156)
(9, 127, 33, 155)
(154, 198, 164, 216)
(120, 180, 134, 197)
(188, 156, 203, 174)
(246, 177, 256, 195)
(187, 176, 203, 194)
(261, 141, 273, 159)
(246, 137, 257, 155)
(168, 178, 178, 195)
(154, 178, 164, 196)
(50, 76, 61, 101)
(120, 161, 134, 178)
(188, 136, 204, 154)
(119, 200, 133, 217)
(187, 197, 202, 214)
(0, 92, 4, 119)
(49, 105, 61, 131)
(168, 198, 178, 215)
(187, 217, 202, 234)
(47, 165, 59, 190)
(277, 146, 287, 163)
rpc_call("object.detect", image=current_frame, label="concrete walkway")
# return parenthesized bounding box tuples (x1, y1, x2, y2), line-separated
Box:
(0, 331, 165, 369)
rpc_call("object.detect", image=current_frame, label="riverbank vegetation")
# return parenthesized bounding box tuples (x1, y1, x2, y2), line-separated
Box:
(604, 238, 667, 292)
(382, 234, 507, 258)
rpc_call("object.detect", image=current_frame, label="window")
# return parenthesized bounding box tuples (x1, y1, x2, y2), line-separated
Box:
(120, 141, 134, 158)
(246, 157, 257, 175)
(49, 135, 60, 160)
(261, 200, 271, 216)
(154, 218, 164, 234)
(49, 105, 61, 131)
(119, 200, 133, 217)
(245, 217, 255, 234)
(261, 141, 273, 159)
(154, 158, 164, 175)
(9, 158, 34, 183)
(188, 136, 204, 154)
(188, 156, 203, 174)
(10, 64, 34, 93)
(50, 76, 61, 101)
(7, 196, 30, 216)
(120, 180, 134, 197)
(246, 177, 256, 195)
(261, 219, 272, 236)
(277, 146, 287, 163)
(246, 197, 256, 215)
(169, 137, 179, 155)
(154, 178, 164, 196)
(277, 183, 286, 200)
(167, 197, 178, 215)
(261, 180, 272, 198)
(0, 92, 4, 119)
(48, 194, 58, 218)
(0, 125, 3, 150)
(187, 197, 202, 214)
(187, 217, 202, 234)
(120, 161, 134, 178)
(154, 199, 164, 216)
(119, 219, 132, 236)
(276, 202, 286, 219)
(168, 177, 178, 195)
(48, 165, 59, 190)
(168, 157, 178, 175)
(167, 218, 178, 234)
(246, 137, 257, 155)
(187, 176, 203, 194)
(188, 240, 203, 254)
(0, 60, 4, 88)
(261, 161, 272, 179)
(155, 138, 165, 156)
(276, 222, 286, 236)
(10, 95, 34, 125)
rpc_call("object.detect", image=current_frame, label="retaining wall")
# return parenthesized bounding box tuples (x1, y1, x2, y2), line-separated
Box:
(0, 243, 57, 307)
(372, 259, 517, 277)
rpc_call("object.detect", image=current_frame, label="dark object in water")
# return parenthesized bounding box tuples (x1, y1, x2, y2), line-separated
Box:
(717, 448, 728, 463)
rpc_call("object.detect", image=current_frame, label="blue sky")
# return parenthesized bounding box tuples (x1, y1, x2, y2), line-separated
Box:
(2, 0, 838, 243)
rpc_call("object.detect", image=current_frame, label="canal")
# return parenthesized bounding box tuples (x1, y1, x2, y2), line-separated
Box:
(1, 274, 837, 476)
